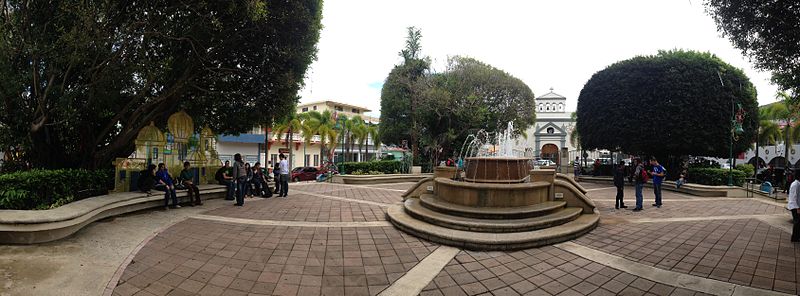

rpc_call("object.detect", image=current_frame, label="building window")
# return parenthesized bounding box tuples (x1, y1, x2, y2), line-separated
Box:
(547, 127, 555, 134)
(538, 103, 543, 111)
(313, 106, 317, 110)
(304, 154, 310, 167)
(546, 104, 550, 111)
(558, 104, 563, 111)
(301, 107, 308, 112)
(351, 108, 360, 113)
(270, 154, 278, 166)
(313, 154, 319, 166)
(335, 106, 343, 111)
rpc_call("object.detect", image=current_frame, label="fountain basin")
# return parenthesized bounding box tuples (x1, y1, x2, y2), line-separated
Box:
(436, 177, 550, 207)
(464, 157, 532, 183)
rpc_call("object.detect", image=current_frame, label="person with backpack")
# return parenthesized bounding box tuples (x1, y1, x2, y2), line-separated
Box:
(232, 153, 247, 206)
(632, 158, 647, 212)
(649, 157, 666, 208)
(613, 161, 627, 209)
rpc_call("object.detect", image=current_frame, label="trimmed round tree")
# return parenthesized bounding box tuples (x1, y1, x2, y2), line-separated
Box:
(576, 50, 758, 160)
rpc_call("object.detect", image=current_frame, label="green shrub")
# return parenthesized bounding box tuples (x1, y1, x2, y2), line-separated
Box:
(339, 160, 402, 175)
(686, 168, 747, 186)
(735, 164, 754, 177)
(0, 169, 112, 210)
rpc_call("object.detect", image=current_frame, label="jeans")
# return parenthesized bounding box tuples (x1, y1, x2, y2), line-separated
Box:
(159, 185, 178, 207)
(252, 179, 263, 197)
(185, 183, 201, 205)
(653, 182, 663, 206)
(791, 209, 799, 242)
(235, 177, 247, 206)
(273, 174, 281, 193)
(219, 180, 235, 200)
(615, 186, 625, 208)
(280, 174, 289, 196)
(635, 183, 644, 209)
(676, 179, 684, 189)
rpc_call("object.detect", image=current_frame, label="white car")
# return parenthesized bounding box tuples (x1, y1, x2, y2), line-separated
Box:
(535, 159, 556, 166)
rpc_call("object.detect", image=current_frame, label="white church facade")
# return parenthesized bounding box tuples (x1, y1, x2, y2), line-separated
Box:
(513, 88, 603, 167)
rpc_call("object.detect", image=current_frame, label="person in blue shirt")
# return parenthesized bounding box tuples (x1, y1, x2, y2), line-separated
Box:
(649, 157, 666, 208)
(156, 163, 180, 209)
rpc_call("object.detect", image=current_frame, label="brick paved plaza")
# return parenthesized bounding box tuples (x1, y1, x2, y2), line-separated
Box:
(107, 181, 799, 296)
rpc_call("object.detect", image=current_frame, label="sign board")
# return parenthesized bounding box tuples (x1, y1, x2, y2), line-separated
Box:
(164, 132, 174, 155)
(554, 192, 564, 199)
(278, 148, 290, 154)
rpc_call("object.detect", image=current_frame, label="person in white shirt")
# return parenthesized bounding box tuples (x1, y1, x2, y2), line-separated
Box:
(788, 171, 799, 243)
(278, 154, 290, 197)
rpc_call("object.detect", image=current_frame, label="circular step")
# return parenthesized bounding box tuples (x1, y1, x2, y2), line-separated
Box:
(419, 194, 566, 219)
(404, 198, 582, 233)
(386, 204, 599, 251)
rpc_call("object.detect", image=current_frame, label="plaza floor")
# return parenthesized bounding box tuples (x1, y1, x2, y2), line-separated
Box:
(1, 181, 797, 296)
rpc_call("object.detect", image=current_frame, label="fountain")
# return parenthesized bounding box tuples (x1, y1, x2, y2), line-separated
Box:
(386, 122, 598, 250)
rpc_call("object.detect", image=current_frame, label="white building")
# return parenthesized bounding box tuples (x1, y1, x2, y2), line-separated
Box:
(513, 89, 580, 166)
(215, 100, 379, 169)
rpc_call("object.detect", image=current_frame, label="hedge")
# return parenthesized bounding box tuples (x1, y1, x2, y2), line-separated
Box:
(686, 168, 747, 186)
(339, 160, 403, 175)
(0, 169, 112, 210)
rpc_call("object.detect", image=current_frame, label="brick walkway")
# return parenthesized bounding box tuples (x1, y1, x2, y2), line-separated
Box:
(110, 181, 799, 296)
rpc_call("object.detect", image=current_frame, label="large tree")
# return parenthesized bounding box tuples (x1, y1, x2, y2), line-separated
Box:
(417, 56, 536, 165)
(379, 27, 429, 162)
(576, 50, 758, 159)
(0, 0, 323, 169)
(704, 0, 800, 97)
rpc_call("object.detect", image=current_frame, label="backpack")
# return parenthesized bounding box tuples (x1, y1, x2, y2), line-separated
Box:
(640, 168, 649, 183)
(214, 167, 225, 182)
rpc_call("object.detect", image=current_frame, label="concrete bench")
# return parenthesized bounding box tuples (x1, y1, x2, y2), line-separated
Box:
(331, 174, 433, 185)
(0, 185, 227, 244)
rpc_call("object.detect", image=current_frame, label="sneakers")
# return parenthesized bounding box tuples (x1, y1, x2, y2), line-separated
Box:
(652, 203, 662, 208)
(632, 208, 643, 212)
(620, 205, 628, 209)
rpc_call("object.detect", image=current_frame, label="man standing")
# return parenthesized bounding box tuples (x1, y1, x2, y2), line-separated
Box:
(613, 160, 627, 209)
(573, 157, 581, 180)
(278, 154, 290, 197)
(632, 158, 646, 212)
(650, 157, 666, 208)
(788, 171, 799, 242)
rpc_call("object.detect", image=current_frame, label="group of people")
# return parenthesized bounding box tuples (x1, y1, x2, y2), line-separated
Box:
(610, 157, 665, 211)
(135, 152, 293, 209)
(214, 153, 290, 206)
(137, 161, 203, 209)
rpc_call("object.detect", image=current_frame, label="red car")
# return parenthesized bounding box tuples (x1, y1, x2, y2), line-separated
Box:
(290, 166, 322, 182)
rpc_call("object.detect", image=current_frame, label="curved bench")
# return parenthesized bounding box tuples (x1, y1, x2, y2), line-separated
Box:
(0, 185, 226, 244)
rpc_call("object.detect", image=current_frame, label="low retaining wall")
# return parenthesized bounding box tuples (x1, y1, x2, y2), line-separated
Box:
(331, 173, 432, 185)
(0, 185, 226, 244)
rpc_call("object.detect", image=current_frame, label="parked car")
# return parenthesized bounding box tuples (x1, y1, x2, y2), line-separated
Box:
(291, 166, 323, 182)
(535, 159, 556, 167)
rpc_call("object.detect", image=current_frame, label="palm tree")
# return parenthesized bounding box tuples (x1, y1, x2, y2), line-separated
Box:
(763, 93, 799, 172)
(335, 115, 349, 162)
(303, 110, 336, 164)
(366, 124, 380, 161)
(273, 113, 305, 173)
(353, 122, 368, 162)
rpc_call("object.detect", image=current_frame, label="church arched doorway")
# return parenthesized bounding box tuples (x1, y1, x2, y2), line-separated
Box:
(541, 144, 559, 165)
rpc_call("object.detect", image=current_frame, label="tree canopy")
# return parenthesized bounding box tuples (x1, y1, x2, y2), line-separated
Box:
(0, 0, 323, 169)
(704, 0, 800, 98)
(576, 50, 758, 158)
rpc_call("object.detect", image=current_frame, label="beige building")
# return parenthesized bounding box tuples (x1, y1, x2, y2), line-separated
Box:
(297, 101, 379, 124)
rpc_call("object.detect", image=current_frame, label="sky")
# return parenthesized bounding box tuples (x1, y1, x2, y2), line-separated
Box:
(298, 1, 780, 118)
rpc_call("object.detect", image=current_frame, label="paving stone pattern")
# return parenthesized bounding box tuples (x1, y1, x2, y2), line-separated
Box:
(202, 195, 387, 222)
(419, 247, 710, 296)
(113, 219, 438, 296)
(576, 219, 800, 294)
(110, 181, 799, 296)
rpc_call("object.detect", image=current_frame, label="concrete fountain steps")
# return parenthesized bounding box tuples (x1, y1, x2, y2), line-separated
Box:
(405, 198, 582, 233)
(419, 194, 566, 219)
(387, 203, 599, 250)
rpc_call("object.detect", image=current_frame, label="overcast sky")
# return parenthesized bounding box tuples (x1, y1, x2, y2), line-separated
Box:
(298, 1, 780, 118)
